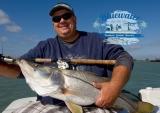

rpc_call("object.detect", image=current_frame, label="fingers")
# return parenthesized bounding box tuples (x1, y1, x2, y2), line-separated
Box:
(93, 82, 106, 107)
(95, 91, 111, 108)
(93, 82, 115, 108)
(96, 98, 112, 108)
(95, 96, 105, 107)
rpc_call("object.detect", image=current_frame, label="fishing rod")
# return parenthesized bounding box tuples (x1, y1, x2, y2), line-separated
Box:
(0, 54, 16, 64)
(0, 54, 116, 65)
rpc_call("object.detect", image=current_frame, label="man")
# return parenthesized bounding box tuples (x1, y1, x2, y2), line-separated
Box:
(0, 2, 133, 112)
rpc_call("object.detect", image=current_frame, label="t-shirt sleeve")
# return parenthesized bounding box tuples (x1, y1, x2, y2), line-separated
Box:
(103, 43, 134, 70)
(20, 40, 46, 60)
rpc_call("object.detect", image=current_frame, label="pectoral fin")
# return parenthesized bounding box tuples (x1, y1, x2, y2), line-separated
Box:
(65, 101, 83, 113)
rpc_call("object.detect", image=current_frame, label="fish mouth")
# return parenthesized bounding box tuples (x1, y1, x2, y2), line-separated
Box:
(16, 59, 36, 74)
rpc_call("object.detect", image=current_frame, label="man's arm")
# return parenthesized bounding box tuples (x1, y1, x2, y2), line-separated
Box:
(93, 64, 131, 107)
(0, 61, 21, 78)
(94, 43, 134, 108)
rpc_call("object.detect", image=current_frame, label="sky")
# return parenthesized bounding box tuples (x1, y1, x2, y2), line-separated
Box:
(0, 0, 160, 60)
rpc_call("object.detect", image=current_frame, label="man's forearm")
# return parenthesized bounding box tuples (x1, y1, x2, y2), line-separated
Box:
(0, 61, 21, 78)
(110, 65, 131, 91)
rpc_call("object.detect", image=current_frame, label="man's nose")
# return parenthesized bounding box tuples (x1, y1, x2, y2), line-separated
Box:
(59, 18, 65, 23)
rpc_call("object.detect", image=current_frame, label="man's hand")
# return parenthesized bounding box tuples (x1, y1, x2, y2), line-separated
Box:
(93, 65, 131, 108)
(93, 81, 121, 108)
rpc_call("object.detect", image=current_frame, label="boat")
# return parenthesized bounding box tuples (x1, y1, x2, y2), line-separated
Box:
(139, 87, 160, 106)
(139, 87, 160, 113)
(2, 97, 36, 113)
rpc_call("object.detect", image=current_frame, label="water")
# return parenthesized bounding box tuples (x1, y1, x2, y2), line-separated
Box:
(0, 78, 36, 112)
(125, 61, 160, 93)
(0, 61, 160, 112)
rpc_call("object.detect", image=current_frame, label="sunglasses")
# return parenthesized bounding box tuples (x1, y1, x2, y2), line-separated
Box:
(52, 12, 73, 23)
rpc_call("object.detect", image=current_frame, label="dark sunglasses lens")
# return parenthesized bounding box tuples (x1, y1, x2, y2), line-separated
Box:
(62, 13, 72, 20)
(52, 13, 73, 22)
(52, 16, 61, 22)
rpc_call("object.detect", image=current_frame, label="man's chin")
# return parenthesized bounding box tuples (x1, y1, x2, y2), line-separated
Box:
(59, 33, 70, 38)
(62, 29, 70, 33)
(60, 31, 71, 36)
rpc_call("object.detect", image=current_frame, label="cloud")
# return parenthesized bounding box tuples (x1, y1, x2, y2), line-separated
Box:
(0, 9, 10, 25)
(5, 23, 22, 32)
(0, 9, 22, 32)
(0, 36, 7, 42)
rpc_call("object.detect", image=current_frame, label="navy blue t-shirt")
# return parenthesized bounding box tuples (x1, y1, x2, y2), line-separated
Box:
(21, 31, 133, 105)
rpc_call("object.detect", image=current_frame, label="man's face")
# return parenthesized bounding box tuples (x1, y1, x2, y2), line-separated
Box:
(52, 9, 76, 40)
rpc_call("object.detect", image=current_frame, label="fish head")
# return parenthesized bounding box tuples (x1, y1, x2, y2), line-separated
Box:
(16, 59, 51, 78)
(16, 59, 65, 95)
(16, 59, 64, 83)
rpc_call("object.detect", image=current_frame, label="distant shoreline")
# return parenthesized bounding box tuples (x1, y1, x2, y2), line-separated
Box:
(150, 60, 160, 62)
(134, 59, 160, 62)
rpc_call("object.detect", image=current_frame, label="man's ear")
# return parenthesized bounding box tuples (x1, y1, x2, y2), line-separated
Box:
(73, 16, 77, 26)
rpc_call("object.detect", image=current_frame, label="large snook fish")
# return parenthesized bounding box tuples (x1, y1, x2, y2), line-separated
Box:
(16, 59, 154, 113)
